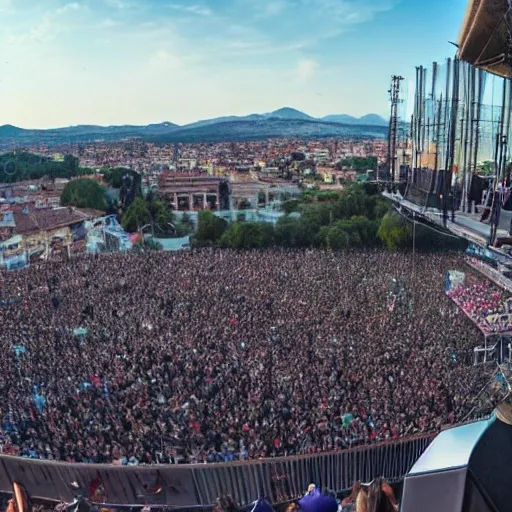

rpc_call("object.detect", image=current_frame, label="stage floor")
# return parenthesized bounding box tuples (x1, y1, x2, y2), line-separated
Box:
(384, 192, 509, 248)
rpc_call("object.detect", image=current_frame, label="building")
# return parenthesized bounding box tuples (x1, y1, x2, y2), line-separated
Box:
(314, 149, 330, 163)
(0, 206, 93, 268)
(158, 173, 231, 211)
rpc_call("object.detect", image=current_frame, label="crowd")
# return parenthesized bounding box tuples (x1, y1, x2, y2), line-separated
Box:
(447, 276, 511, 333)
(0, 249, 496, 464)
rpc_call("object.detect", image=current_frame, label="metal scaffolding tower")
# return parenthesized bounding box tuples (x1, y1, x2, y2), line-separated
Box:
(387, 75, 404, 182)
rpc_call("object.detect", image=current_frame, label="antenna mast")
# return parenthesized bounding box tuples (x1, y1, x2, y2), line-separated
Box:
(387, 75, 404, 182)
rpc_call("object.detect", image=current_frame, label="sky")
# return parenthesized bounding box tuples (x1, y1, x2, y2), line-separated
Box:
(0, 0, 468, 129)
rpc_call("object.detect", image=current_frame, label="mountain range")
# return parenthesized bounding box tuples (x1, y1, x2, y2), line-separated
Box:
(0, 108, 388, 147)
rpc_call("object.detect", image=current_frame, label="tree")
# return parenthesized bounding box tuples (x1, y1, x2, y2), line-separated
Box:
(362, 182, 380, 196)
(0, 151, 92, 184)
(377, 212, 412, 250)
(373, 198, 391, 220)
(195, 210, 228, 245)
(219, 222, 275, 249)
(121, 197, 152, 233)
(174, 213, 195, 237)
(152, 199, 173, 230)
(282, 199, 300, 214)
(122, 197, 174, 234)
(63, 154, 79, 177)
(336, 156, 378, 173)
(103, 167, 134, 188)
(275, 216, 314, 248)
(316, 191, 341, 202)
(144, 237, 163, 251)
(348, 216, 380, 246)
(331, 185, 367, 220)
(61, 178, 108, 211)
(326, 226, 350, 250)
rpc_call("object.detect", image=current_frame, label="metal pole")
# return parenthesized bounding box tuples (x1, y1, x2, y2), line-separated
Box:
(421, 68, 428, 160)
(448, 57, 460, 222)
(388, 75, 403, 182)
(412, 214, 416, 282)
(467, 66, 476, 210)
(472, 69, 484, 182)
(461, 62, 470, 212)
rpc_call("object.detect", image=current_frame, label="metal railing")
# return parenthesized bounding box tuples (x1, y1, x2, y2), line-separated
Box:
(0, 434, 434, 508)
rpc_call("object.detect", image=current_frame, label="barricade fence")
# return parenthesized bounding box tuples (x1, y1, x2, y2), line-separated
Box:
(0, 434, 434, 508)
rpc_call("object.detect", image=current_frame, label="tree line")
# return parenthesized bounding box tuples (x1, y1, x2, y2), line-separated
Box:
(60, 171, 467, 253)
(0, 152, 93, 184)
(336, 156, 378, 173)
(194, 184, 467, 252)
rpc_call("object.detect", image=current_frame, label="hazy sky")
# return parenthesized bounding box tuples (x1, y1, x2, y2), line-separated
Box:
(0, 0, 467, 128)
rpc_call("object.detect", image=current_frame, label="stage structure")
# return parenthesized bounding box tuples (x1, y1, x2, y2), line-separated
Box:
(387, 51, 512, 246)
(401, 398, 512, 512)
(458, 0, 512, 80)
(387, 0, 512, 246)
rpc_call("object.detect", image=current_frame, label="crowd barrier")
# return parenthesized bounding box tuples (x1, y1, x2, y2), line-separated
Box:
(0, 434, 434, 508)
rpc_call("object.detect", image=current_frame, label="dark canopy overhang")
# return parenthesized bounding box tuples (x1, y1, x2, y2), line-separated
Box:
(458, 0, 512, 78)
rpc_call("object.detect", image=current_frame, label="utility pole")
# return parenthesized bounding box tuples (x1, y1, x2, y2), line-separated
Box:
(387, 75, 404, 182)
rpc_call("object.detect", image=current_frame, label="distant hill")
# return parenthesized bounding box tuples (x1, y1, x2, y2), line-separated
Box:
(150, 118, 387, 143)
(185, 108, 314, 129)
(359, 114, 388, 126)
(322, 114, 387, 126)
(0, 125, 27, 137)
(0, 109, 388, 147)
(265, 107, 315, 121)
(322, 114, 358, 124)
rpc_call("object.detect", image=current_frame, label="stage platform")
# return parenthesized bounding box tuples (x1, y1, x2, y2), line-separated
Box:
(384, 191, 511, 253)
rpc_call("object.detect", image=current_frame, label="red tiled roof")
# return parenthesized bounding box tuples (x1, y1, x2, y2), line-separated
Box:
(13, 207, 90, 235)
(12, 211, 38, 234)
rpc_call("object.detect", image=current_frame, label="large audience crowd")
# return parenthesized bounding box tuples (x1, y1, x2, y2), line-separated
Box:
(0, 249, 496, 464)
(447, 276, 511, 334)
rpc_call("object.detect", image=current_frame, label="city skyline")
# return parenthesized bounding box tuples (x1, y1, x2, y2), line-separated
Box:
(0, 0, 467, 129)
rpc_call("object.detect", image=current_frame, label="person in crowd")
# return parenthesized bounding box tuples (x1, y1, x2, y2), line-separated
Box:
(353, 479, 398, 512)
(0, 249, 497, 464)
(213, 495, 239, 512)
(341, 482, 362, 512)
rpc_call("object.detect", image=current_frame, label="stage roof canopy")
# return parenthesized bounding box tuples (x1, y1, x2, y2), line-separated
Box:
(458, 0, 512, 78)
